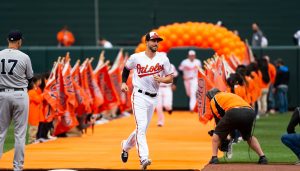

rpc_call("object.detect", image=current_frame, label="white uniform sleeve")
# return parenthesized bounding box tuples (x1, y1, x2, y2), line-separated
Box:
(163, 57, 173, 76)
(197, 59, 202, 68)
(294, 31, 300, 39)
(125, 55, 135, 70)
(172, 64, 178, 77)
(178, 60, 185, 71)
(26, 56, 34, 79)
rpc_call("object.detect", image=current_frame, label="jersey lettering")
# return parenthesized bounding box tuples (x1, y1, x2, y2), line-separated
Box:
(137, 63, 164, 77)
(0, 59, 18, 75)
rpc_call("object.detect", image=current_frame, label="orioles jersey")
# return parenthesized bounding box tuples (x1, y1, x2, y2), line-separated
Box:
(178, 58, 201, 80)
(125, 51, 173, 93)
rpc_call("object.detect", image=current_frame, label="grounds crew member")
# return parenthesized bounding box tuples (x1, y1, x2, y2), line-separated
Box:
(206, 88, 268, 164)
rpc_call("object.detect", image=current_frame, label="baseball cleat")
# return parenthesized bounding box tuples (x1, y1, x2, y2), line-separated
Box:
(140, 159, 151, 170)
(121, 140, 128, 163)
(121, 150, 128, 163)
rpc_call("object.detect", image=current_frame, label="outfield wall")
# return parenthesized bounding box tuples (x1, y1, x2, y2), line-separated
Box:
(1, 0, 300, 46)
(15, 46, 300, 110)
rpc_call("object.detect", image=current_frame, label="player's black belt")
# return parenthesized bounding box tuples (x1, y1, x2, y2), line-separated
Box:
(0, 88, 24, 92)
(138, 89, 157, 97)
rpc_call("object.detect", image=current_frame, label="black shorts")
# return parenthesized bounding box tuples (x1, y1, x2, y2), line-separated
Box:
(214, 108, 256, 141)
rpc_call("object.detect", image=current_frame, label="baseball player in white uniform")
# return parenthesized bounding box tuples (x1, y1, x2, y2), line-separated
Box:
(178, 50, 202, 111)
(120, 32, 173, 170)
(0, 30, 34, 171)
(156, 63, 178, 127)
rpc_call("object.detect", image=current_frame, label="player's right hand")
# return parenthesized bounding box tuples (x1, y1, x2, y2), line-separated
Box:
(121, 83, 129, 92)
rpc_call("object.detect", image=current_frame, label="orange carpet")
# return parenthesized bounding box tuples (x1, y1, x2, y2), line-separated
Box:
(0, 111, 214, 170)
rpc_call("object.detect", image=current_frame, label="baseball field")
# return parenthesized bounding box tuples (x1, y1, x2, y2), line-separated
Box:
(1, 111, 299, 170)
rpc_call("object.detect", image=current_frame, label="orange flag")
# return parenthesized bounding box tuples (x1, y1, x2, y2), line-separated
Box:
(195, 68, 215, 124)
(71, 61, 92, 115)
(71, 60, 82, 85)
(95, 64, 119, 112)
(43, 62, 61, 121)
(109, 49, 126, 111)
(213, 57, 227, 91)
(62, 60, 78, 110)
(86, 61, 104, 113)
(222, 58, 235, 79)
(56, 62, 67, 114)
(80, 60, 93, 113)
(53, 111, 79, 136)
(122, 53, 133, 112)
(43, 60, 71, 121)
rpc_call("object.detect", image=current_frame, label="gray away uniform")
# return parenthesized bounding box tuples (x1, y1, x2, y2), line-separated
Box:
(0, 48, 33, 171)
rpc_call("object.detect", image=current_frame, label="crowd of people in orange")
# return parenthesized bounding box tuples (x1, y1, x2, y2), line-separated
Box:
(198, 53, 289, 123)
(27, 50, 131, 143)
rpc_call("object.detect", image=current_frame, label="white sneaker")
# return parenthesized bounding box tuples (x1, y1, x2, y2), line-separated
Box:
(140, 159, 151, 170)
(32, 140, 40, 144)
(270, 109, 276, 114)
(48, 135, 57, 141)
(225, 140, 233, 159)
(38, 138, 49, 143)
(256, 115, 260, 120)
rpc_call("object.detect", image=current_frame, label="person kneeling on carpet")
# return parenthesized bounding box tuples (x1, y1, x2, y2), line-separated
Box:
(206, 88, 268, 164)
(281, 107, 300, 165)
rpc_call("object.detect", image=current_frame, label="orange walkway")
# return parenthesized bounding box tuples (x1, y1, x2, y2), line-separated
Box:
(0, 111, 214, 170)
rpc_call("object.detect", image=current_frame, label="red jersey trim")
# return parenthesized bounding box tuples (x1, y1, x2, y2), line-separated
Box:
(138, 70, 161, 78)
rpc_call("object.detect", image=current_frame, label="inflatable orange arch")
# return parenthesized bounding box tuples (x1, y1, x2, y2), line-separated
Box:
(135, 22, 247, 62)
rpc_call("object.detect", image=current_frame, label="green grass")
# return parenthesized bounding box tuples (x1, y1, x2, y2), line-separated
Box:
(3, 123, 29, 153)
(219, 112, 300, 164)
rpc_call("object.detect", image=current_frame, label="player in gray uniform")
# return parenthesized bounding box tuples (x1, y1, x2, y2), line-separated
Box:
(0, 30, 33, 171)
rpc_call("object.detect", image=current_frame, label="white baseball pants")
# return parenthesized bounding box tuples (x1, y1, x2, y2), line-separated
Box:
(184, 78, 198, 111)
(156, 86, 173, 125)
(122, 89, 158, 161)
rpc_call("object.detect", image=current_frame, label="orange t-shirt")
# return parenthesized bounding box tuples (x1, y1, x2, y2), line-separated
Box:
(258, 70, 270, 89)
(268, 63, 277, 84)
(234, 84, 251, 104)
(210, 92, 252, 119)
(28, 88, 43, 126)
(57, 30, 75, 46)
(251, 71, 262, 99)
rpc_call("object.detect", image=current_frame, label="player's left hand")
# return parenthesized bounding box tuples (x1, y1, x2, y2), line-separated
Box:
(153, 75, 161, 82)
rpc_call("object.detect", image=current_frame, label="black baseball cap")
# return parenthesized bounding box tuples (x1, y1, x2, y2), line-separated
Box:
(7, 30, 23, 41)
(145, 32, 163, 42)
(206, 88, 221, 100)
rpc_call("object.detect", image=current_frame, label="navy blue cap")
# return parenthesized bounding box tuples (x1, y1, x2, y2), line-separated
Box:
(8, 30, 23, 41)
(145, 32, 163, 41)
